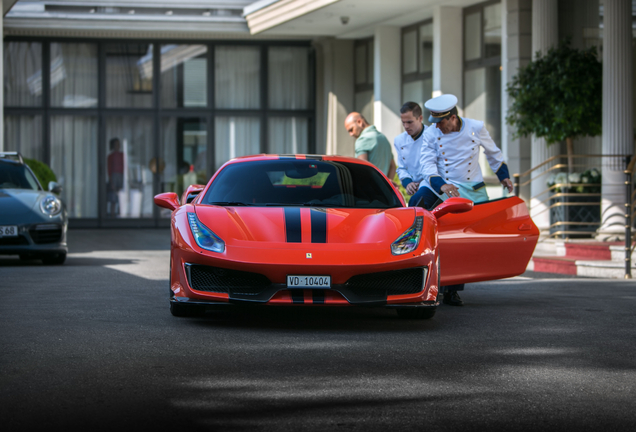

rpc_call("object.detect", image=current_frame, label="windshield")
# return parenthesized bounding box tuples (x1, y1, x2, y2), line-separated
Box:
(202, 159, 402, 209)
(0, 161, 41, 190)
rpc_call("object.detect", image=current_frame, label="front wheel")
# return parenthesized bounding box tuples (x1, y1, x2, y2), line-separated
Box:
(170, 302, 205, 317)
(396, 307, 436, 320)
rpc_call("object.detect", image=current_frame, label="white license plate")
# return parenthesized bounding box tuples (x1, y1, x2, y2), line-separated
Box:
(287, 275, 331, 288)
(0, 226, 18, 237)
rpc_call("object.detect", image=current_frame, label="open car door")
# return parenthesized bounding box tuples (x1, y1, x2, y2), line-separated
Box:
(435, 196, 539, 286)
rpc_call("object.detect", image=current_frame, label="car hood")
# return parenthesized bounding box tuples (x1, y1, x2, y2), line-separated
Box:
(0, 188, 49, 216)
(194, 205, 417, 246)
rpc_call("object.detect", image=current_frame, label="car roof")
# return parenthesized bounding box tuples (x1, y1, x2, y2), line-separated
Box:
(0, 152, 25, 164)
(226, 154, 375, 167)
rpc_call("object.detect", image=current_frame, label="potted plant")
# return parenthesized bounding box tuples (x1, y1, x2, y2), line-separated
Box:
(506, 39, 602, 238)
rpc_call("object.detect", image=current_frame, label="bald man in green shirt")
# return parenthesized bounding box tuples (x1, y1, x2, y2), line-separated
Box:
(344, 112, 396, 181)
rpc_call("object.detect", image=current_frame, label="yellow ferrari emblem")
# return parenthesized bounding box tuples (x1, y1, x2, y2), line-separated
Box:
(306, 253, 312, 259)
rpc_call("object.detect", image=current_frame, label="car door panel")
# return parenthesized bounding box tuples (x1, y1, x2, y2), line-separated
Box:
(437, 196, 539, 285)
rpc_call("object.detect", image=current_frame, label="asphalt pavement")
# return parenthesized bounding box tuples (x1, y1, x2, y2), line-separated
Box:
(1, 229, 635, 431)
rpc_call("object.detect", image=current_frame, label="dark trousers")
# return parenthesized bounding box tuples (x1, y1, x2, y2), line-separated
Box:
(441, 284, 465, 292)
(408, 186, 442, 210)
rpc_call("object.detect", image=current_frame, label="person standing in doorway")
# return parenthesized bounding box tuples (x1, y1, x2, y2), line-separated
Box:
(344, 112, 397, 182)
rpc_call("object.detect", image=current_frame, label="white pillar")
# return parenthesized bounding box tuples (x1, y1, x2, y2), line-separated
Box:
(503, 0, 533, 201)
(530, 0, 559, 230)
(599, 0, 633, 239)
(0, 13, 3, 151)
(373, 26, 401, 150)
(432, 6, 463, 109)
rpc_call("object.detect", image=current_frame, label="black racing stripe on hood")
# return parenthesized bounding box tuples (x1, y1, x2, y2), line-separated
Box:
(284, 207, 302, 243)
(310, 208, 327, 243)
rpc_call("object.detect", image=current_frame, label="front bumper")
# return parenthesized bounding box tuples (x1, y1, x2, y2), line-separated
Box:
(0, 223, 68, 256)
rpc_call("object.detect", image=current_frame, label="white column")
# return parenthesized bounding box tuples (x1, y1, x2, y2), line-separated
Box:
(503, 0, 532, 201)
(432, 6, 463, 109)
(0, 13, 3, 151)
(599, 0, 633, 239)
(373, 26, 401, 150)
(530, 0, 559, 230)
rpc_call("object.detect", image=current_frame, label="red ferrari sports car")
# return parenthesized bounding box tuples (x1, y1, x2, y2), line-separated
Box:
(154, 154, 538, 319)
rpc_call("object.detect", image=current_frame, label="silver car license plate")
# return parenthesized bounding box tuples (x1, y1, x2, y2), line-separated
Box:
(0, 226, 18, 237)
(287, 275, 331, 288)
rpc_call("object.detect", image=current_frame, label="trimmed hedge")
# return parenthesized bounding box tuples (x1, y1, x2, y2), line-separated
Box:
(24, 158, 57, 190)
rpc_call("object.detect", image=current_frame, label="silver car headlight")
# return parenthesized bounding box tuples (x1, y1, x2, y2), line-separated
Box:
(40, 195, 62, 216)
(391, 216, 423, 255)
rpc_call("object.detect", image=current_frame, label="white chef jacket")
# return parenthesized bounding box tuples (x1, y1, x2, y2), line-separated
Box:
(419, 117, 508, 200)
(393, 127, 427, 189)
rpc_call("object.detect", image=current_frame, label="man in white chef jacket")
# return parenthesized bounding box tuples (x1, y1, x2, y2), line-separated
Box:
(394, 101, 431, 207)
(419, 94, 513, 306)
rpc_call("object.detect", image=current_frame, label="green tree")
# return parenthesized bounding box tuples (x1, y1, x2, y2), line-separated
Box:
(24, 158, 57, 190)
(505, 39, 602, 172)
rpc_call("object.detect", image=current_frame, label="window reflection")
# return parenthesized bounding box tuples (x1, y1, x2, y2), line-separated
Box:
(484, 4, 502, 58)
(464, 12, 482, 61)
(3, 42, 42, 106)
(50, 116, 98, 218)
(215, 46, 260, 109)
(161, 118, 207, 211)
(4, 116, 44, 161)
(268, 117, 308, 154)
(160, 45, 208, 108)
(105, 117, 154, 218)
(50, 43, 98, 108)
(269, 47, 309, 110)
(215, 117, 260, 170)
(106, 44, 153, 108)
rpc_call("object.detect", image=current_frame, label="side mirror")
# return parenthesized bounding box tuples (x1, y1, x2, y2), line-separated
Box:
(154, 192, 180, 211)
(180, 184, 205, 206)
(48, 181, 62, 195)
(430, 197, 473, 219)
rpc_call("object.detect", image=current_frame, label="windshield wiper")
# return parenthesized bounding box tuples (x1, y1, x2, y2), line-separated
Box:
(209, 201, 251, 206)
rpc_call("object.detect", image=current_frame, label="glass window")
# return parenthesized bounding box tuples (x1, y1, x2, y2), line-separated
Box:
(367, 41, 374, 84)
(402, 30, 417, 74)
(419, 23, 433, 73)
(354, 90, 374, 125)
(3, 42, 42, 106)
(160, 118, 207, 214)
(465, 11, 482, 61)
(355, 44, 367, 85)
(464, 65, 502, 176)
(202, 159, 402, 209)
(215, 46, 260, 109)
(268, 47, 310, 110)
(4, 116, 44, 161)
(215, 117, 260, 170)
(484, 3, 502, 58)
(50, 43, 98, 108)
(105, 117, 154, 218)
(50, 116, 98, 218)
(402, 79, 433, 124)
(105, 44, 153, 108)
(160, 45, 208, 108)
(0, 160, 40, 190)
(268, 117, 308, 154)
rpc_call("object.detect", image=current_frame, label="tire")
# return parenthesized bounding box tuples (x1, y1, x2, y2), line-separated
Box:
(170, 302, 205, 317)
(42, 252, 66, 265)
(396, 307, 436, 320)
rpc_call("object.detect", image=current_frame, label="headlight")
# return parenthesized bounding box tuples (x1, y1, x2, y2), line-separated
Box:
(188, 212, 225, 253)
(391, 216, 423, 255)
(39, 195, 62, 216)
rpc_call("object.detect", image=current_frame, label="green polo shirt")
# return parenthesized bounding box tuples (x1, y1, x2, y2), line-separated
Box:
(354, 125, 393, 176)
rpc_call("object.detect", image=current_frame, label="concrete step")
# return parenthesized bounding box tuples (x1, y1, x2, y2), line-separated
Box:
(564, 241, 621, 260)
(532, 256, 579, 275)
